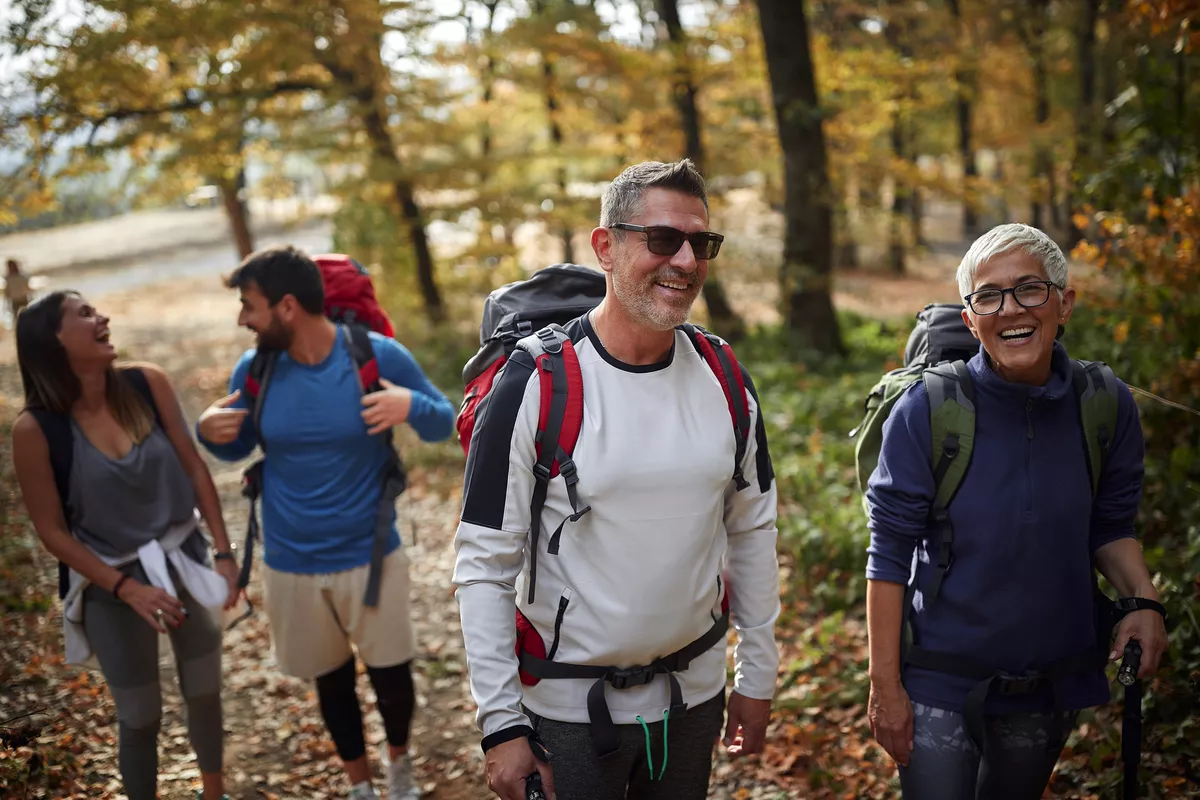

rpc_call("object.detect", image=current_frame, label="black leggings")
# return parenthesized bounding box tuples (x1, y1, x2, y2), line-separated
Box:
(315, 657, 416, 761)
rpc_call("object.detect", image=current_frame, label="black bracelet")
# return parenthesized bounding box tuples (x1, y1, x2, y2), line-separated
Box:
(213, 551, 235, 562)
(111, 574, 131, 598)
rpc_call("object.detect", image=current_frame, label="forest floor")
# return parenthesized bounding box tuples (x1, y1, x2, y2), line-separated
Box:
(0, 196, 1014, 800)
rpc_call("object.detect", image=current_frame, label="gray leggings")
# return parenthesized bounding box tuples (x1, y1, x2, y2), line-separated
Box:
(82, 579, 224, 800)
(899, 702, 1078, 800)
(523, 689, 726, 800)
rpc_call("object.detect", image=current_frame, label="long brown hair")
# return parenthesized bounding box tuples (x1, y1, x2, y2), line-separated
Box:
(16, 291, 155, 443)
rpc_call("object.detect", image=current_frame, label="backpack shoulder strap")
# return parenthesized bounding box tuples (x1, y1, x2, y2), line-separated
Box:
(922, 359, 976, 512)
(122, 367, 164, 428)
(1071, 359, 1120, 498)
(242, 349, 279, 451)
(27, 408, 74, 517)
(681, 323, 752, 491)
(342, 323, 384, 393)
(919, 359, 976, 607)
(513, 323, 588, 604)
(27, 407, 75, 599)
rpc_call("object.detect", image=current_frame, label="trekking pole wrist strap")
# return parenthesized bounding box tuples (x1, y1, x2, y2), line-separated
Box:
(1115, 596, 1167, 622)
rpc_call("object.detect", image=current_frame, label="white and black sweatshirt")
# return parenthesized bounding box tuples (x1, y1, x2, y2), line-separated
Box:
(452, 315, 781, 749)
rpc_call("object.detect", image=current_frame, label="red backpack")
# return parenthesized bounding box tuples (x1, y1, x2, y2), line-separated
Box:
(456, 264, 750, 688)
(236, 254, 405, 607)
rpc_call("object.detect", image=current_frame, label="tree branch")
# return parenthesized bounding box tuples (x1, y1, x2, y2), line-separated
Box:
(33, 79, 328, 131)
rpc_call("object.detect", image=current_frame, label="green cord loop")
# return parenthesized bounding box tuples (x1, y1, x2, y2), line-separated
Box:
(635, 715, 654, 779)
(634, 709, 672, 781)
(659, 708, 670, 780)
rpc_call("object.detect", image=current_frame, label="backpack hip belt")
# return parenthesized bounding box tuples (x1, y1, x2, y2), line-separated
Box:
(906, 596, 1166, 752)
(516, 611, 730, 759)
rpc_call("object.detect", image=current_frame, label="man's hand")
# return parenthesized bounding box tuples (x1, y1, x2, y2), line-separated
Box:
(361, 378, 413, 435)
(1111, 608, 1169, 679)
(197, 390, 248, 445)
(485, 736, 555, 800)
(868, 676, 914, 767)
(723, 691, 771, 757)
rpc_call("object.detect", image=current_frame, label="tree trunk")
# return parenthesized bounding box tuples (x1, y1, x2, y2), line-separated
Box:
(836, 166, 860, 268)
(319, 34, 444, 322)
(1029, 0, 1051, 231)
(1068, 0, 1099, 246)
(889, 107, 908, 274)
(361, 103, 445, 322)
(535, 1, 574, 264)
(757, 0, 843, 355)
(480, 0, 501, 164)
(657, 0, 745, 341)
(948, 0, 978, 237)
(218, 168, 254, 259)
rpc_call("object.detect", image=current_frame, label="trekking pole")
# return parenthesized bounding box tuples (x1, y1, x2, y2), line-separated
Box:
(1118, 641, 1143, 800)
(525, 772, 547, 800)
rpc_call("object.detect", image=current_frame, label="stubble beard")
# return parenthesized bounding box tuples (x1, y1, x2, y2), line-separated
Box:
(610, 257, 699, 332)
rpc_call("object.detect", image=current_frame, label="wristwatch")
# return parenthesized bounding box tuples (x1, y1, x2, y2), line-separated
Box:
(213, 550, 236, 562)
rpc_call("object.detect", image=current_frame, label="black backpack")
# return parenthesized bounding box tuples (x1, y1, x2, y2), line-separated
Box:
(25, 368, 163, 599)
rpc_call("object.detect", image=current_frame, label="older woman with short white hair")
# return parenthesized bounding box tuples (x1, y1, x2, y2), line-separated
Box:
(863, 223, 1169, 799)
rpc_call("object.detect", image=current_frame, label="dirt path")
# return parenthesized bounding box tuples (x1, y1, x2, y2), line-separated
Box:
(7, 271, 876, 799)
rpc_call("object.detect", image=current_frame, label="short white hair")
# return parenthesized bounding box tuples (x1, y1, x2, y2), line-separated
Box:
(955, 223, 1068, 299)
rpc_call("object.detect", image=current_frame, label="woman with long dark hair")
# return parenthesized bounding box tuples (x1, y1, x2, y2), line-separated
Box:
(11, 291, 239, 800)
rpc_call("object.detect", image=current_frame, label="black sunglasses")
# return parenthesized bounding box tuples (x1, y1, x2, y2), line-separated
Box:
(610, 223, 724, 260)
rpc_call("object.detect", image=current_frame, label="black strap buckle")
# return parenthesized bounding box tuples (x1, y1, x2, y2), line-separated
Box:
(608, 665, 658, 690)
(558, 457, 578, 485)
(532, 462, 552, 484)
(537, 328, 563, 354)
(996, 671, 1042, 695)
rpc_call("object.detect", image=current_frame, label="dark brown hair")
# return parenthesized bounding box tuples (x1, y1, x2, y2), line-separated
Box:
(17, 291, 154, 443)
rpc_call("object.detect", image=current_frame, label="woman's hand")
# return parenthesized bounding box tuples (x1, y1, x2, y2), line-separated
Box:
(117, 579, 186, 633)
(868, 677, 914, 767)
(213, 557, 240, 609)
(1111, 608, 1169, 679)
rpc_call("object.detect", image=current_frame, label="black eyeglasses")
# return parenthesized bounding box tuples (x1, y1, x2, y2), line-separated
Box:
(963, 280, 1057, 316)
(610, 223, 724, 260)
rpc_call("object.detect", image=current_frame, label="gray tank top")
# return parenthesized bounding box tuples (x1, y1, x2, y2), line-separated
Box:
(68, 421, 201, 559)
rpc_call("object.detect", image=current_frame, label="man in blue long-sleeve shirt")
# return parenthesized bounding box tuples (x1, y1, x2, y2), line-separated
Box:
(196, 245, 456, 800)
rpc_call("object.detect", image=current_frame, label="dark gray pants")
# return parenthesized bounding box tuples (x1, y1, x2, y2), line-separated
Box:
(82, 579, 224, 800)
(898, 701, 1078, 800)
(524, 689, 725, 800)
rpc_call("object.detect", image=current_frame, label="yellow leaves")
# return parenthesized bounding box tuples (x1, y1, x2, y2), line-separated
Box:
(1113, 321, 1130, 345)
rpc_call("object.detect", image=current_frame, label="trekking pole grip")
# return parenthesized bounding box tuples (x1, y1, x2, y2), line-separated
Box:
(525, 771, 547, 800)
(1118, 641, 1143, 687)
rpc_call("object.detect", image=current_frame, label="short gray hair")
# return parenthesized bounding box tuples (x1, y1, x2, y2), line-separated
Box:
(599, 159, 709, 228)
(956, 223, 1068, 299)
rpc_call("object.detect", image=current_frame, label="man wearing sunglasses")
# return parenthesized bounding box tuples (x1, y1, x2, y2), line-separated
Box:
(454, 159, 781, 800)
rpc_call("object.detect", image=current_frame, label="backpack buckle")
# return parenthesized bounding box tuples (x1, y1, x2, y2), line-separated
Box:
(536, 328, 563, 355)
(609, 665, 657, 690)
(533, 463, 552, 484)
(996, 671, 1041, 695)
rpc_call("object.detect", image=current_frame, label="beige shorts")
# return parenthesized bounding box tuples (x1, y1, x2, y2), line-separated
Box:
(262, 547, 417, 680)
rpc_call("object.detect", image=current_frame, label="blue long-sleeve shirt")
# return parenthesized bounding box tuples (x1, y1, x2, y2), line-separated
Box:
(866, 342, 1144, 714)
(199, 329, 457, 574)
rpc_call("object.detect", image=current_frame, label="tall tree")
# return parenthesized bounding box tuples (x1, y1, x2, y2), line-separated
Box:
(756, 0, 843, 355)
(947, 0, 979, 237)
(655, 0, 745, 341)
(531, 0, 575, 264)
(1018, 0, 1058, 231)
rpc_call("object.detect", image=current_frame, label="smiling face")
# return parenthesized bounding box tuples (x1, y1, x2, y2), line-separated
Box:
(962, 250, 1075, 385)
(236, 280, 295, 351)
(598, 187, 710, 331)
(56, 293, 117, 366)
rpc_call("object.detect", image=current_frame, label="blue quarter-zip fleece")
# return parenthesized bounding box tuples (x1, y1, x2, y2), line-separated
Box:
(198, 330, 456, 574)
(866, 342, 1145, 714)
